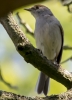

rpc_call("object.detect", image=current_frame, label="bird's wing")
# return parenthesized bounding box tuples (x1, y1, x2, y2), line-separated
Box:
(56, 23, 64, 63)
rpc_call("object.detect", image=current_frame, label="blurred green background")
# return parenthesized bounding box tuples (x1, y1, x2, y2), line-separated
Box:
(0, 0, 72, 97)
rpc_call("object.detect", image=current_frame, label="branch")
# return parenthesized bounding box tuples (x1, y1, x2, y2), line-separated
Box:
(0, 89, 72, 100)
(0, 12, 72, 91)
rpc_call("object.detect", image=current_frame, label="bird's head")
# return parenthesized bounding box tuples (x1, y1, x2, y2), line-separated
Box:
(24, 5, 53, 19)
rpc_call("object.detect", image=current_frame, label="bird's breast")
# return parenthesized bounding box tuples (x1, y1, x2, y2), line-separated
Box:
(35, 20, 62, 60)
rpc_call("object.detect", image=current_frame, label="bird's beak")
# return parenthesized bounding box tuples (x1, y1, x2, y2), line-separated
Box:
(24, 8, 32, 12)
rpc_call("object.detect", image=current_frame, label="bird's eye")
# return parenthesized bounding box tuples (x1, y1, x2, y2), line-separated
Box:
(35, 6, 39, 9)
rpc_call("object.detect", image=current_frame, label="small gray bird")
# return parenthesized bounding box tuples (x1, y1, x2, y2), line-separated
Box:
(25, 5, 64, 96)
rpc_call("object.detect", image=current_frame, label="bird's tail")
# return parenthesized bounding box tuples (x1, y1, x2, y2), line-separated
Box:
(36, 72, 50, 96)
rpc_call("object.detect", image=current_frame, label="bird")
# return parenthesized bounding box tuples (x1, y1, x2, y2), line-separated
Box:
(24, 5, 64, 96)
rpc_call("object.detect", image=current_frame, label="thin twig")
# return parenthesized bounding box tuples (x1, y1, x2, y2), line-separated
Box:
(61, 56, 72, 64)
(63, 45, 72, 50)
(0, 68, 18, 89)
(60, 0, 72, 6)
(60, 0, 72, 13)
(16, 12, 34, 37)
